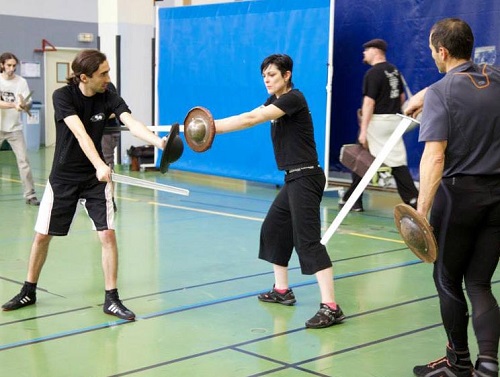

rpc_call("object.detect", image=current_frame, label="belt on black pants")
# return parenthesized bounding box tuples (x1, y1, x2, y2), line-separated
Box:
(285, 165, 320, 175)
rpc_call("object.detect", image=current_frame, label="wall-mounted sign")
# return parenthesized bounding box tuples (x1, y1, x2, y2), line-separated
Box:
(20, 61, 41, 78)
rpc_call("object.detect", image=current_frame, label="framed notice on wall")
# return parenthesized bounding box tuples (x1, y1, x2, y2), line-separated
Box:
(56, 62, 69, 83)
(20, 61, 41, 78)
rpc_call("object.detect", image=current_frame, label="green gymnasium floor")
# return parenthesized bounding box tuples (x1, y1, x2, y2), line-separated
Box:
(0, 146, 498, 377)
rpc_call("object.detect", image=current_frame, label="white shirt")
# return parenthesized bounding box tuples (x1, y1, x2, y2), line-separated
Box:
(0, 74, 30, 132)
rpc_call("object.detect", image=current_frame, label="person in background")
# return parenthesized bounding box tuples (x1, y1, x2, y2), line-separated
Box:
(340, 39, 418, 212)
(2, 49, 168, 321)
(407, 18, 499, 377)
(214, 53, 345, 329)
(101, 81, 120, 212)
(0, 52, 40, 206)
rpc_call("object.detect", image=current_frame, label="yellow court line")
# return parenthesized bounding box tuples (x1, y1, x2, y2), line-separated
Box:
(0, 177, 22, 184)
(1, 179, 403, 242)
(0, 176, 46, 188)
(150, 201, 405, 244)
(348, 232, 405, 244)
(0, 179, 405, 243)
(114, 195, 140, 202)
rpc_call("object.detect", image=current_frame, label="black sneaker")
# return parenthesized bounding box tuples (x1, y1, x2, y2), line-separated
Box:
(414, 347, 473, 377)
(26, 197, 40, 206)
(258, 286, 296, 306)
(305, 303, 345, 328)
(351, 203, 364, 212)
(474, 356, 499, 377)
(2, 287, 37, 311)
(338, 199, 364, 212)
(103, 291, 135, 320)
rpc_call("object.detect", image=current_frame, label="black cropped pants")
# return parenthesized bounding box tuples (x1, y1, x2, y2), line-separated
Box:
(259, 171, 332, 275)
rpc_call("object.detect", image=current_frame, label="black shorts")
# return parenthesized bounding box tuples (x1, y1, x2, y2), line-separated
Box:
(35, 177, 115, 236)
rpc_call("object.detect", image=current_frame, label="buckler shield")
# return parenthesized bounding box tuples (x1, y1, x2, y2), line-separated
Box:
(183, 106, 216, 152)
(160, 123, 184, 173)
(394, 203, 438, 263)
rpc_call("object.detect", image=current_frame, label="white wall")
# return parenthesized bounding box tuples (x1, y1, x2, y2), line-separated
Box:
(0, 0, 241, 155)
(97, 0, 156, 156)
(0, 0, 98, 22)
(157, 0, 242, 6)
(114, 0, 241, 155)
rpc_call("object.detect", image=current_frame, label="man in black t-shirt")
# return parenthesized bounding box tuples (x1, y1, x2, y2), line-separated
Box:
(101, 81, 120, 211)
(101, 82, 121, 170)
(2, 50, 167, 321)
(340, 39, 418, 211)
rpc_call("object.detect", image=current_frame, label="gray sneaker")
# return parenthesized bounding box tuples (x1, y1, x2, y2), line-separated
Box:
(305, 303, 345, 329)
(26, 197, 40, 206)
(258, 286, 296, 306)
(474, 356, 499, 377)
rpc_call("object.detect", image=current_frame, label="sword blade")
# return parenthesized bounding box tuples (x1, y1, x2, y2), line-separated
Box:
(321, 114, 419, 245)
(24, 91, 34, 103)
(111, 173, 189, 196)
(20, 91, 34, 117)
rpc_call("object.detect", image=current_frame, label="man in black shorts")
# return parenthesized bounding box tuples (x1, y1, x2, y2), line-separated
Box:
(407, 19, 499, 377)
(2, 49, 167, 321)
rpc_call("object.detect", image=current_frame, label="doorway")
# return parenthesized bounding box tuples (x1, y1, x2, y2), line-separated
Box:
(43, 48, 81, 147)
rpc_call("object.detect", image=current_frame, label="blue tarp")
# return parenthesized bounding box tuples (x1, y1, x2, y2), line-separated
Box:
(157, 0, 500, 182)
(331, 0, 500, 178)
(157, 0, 330, 185)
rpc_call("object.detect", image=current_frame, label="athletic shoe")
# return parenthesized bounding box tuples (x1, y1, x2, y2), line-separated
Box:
(338, 199, 364, 212)
(474, 356, 499, 377)
(103, 291, 135, 320)
(2, 286, 37, 311)
(26, 197, 40, 206)
(377, 171, 393, 187)
(305, 303, 345, 328)
(414, 346, 473, 377)
(258, 286, 296, 306)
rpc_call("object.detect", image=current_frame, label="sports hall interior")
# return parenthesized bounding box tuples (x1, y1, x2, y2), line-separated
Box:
(1, 1, 499, 376)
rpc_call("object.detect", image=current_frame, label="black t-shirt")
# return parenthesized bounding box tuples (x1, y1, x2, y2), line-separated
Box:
(51, 84, 130, 181)
(106, 82, 121, 129)
(264, 89, 319, 171)
(363, 61, 403, 114)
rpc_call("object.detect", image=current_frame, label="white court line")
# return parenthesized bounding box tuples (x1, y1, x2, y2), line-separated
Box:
(151, 201, 265, 222)
(2, 171, 404, 244)
(151, 202, 405, 244)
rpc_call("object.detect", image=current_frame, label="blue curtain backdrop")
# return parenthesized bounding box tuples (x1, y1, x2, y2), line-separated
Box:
(157, 0, 500, 183)
(330, 0, 500, 179)
(156, 0, 330, 185)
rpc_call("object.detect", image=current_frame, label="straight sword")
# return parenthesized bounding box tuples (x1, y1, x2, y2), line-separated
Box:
(111, 173, 190, 196)
(321, 114, 419, 245)
(19, 90, 34, 117)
